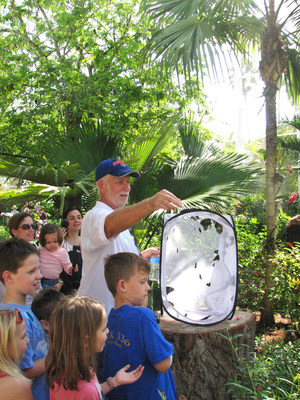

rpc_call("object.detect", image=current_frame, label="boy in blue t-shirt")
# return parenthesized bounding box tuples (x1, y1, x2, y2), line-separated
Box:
(0, 238, 49, 400)
(103, 252, 176, 400)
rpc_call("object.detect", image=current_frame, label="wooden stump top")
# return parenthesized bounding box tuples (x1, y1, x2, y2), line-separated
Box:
(160, 310, 255, 335)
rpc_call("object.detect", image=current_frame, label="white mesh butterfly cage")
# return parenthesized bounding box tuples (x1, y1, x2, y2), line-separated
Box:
(159, 209, 238, 326)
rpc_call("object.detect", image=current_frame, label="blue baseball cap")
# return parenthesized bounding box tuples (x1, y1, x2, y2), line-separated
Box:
(95, 158, 140, 182)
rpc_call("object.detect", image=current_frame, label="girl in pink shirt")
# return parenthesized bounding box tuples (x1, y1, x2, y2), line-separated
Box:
(39, 224, 74, 290)
(46, 296, 143, 400)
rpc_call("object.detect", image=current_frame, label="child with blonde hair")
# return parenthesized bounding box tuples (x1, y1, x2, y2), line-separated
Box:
(0, 308, 33, 400)
(46, 296, 143, 399)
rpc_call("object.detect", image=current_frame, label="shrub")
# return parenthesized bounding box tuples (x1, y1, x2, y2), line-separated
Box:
(227, 335, 300, 399)
(0, 225, 10, 240)
(232, 194, 266, 233)
(270, 242, 300, 321)
(234, 214, 266, 311)
(234, 209, 299, 320)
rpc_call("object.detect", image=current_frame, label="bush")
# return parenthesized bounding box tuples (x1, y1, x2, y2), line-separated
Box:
(270, 242, 300, 321)
(0, 225, 10, 240)
(232, 194, 266, 233)
(227, 336, 300, 399)
(234, 209, 299, 321)
(234, 214, 266, 311)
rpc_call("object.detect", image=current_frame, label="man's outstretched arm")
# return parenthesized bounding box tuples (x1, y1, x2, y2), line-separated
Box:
(104, 189, 182, 239)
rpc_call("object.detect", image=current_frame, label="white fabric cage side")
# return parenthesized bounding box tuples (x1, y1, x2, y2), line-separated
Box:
(160, 210, 238, 326)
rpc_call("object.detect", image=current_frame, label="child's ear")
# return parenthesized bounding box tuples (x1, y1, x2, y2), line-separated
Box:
(117, 279, 127, 293)
(40, 320, 49, 332)
(2, 270, 14, 284)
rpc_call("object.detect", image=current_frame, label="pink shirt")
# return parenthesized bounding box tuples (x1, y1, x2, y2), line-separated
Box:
(50, 373, 103, 400)
(39, 247, 72, 279)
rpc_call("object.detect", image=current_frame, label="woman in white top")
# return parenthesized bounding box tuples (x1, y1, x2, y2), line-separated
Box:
(60, 207, 83, 295)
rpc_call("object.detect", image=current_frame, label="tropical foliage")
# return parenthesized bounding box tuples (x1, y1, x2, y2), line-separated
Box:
(1, 0, 300, 329)
(141, 0, 261, 81)
(0, 0, 202, 160)
(227, 333, 300, 399)
(141, 0, 300, 326)
(235, 205, 300, 322)
(0, 114, 261, 216)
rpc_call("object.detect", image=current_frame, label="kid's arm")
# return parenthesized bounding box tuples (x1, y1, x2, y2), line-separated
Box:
(67, 264, 78, 274)
(101, 364, 144, 395)
(153, 356, 172, 373)
(61, 249, 73, 275)
(22, 356, 46, 380)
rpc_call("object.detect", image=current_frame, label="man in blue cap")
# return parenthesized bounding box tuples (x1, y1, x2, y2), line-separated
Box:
(78, 158, 182, 313)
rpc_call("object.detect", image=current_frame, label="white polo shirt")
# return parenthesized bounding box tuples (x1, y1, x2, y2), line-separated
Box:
(78, 201, 139, 313)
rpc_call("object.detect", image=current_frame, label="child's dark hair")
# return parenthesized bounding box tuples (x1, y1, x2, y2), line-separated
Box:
(7, 212, 33, 236)
(39, 223, 63, 247)
(31, 288, 65, 322)
(46, 296, 104, 391)
(104, 252, 150, 296)
(0, 238, 39, 283)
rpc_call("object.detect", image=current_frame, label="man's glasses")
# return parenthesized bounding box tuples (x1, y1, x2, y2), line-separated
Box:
(15, 308, 23, 324)
(19, 223, 36, 230)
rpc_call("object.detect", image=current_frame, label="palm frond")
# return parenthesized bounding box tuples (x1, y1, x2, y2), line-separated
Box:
(124, 115, 179, 172)
(177, 113, 212, 156)
(142, 0, 258, 24)
(0, 183, 57, 202)
(141, 0, 204, 21)
(3, 159, 84, 187)
(44, 119, 123, 174)
(130, 154, 176, 203)
(142, 0, 262, 81)
(0, 157, 95, 211)
(164, 152, 261, 211)
(281, 114, 300, 131)
(278, 133, 300, 153)
(132, 144, 261, 214)
(284, 48, 300, 104)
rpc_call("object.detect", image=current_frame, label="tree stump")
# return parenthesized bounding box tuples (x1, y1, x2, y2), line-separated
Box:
(160, 310, 256, 400)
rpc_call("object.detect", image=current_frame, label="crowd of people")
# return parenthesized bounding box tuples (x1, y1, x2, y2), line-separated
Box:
(0, 158, 186, 400)
(1, 203, 47, 226)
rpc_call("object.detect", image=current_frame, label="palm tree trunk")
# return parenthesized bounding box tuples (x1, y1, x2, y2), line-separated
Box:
(259, 0, 282, 327)
(260, 82, 277, 327)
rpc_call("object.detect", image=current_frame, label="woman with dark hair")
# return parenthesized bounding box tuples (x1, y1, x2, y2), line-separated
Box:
(0, 213, 38, 304)
(7, 212, 35, 243)
(60, 207, 83, 295)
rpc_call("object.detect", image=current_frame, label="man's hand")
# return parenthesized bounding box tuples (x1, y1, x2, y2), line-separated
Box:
(141, 247, 160, 262)
(148, 189, 183, 211)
